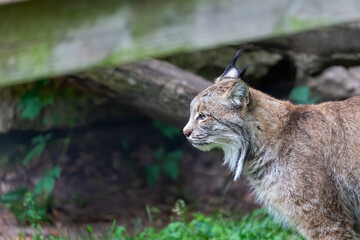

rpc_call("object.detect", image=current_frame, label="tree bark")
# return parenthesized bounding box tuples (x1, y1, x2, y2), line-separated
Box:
(68, 59, 211, 128)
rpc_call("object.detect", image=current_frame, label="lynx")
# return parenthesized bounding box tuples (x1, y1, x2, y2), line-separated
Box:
(183, 49, 360, 239)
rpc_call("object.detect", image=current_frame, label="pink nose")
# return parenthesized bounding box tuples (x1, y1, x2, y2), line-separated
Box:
(183, 128, 192, 138)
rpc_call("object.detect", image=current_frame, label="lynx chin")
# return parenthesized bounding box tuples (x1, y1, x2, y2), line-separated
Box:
(183, 49, 360, 240)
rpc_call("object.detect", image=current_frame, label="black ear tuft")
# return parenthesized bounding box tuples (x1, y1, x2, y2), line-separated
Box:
(231, 49, 243, 66)
(218, 45, 252, 82)
(239, 64, 249, 79)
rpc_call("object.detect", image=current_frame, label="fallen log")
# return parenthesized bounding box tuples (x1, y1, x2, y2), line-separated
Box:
(68, 59, 211, 128)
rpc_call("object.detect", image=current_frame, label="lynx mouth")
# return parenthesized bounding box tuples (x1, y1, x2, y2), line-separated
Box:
(190, 139, 219, 152)
(192, 142, 212, 151)
(191, 141, 209, 147)
(188, 138, 209, 149)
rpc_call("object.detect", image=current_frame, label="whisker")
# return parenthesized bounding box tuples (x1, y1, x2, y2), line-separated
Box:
(200, 143, 211, 151)
(208, 140, 227, 146)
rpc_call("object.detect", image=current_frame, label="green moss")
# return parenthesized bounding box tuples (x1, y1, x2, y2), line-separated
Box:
(0, 0, 339, 86)
(131, 0, 195, 39)
(101, 41, 192, 68)
(0, 0, 196, 83)
(0, 0, 125, 85)
(272, 16, 331, 37)
(0, 45, 52, 86)
(289, 17, 330, 31)
(0, 0, 120, 43)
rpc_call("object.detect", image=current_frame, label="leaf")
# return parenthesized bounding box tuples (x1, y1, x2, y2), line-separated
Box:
(23, 143, 45, 164)
(34, 166, 61, 194)
(31, 134, 45, 144)
(17, 80, 54, 120)
(152, 121, 181, 139)
(34, 176, 54, 195)
(0, 188, 28, 203)
(42, 177, 56, 193)
(113, 226, 126, 236)
(163, 160, 179, 181)
(24, 134, 52, 165)
(20, 97, 43, 120)
(290, 86, 318, 105)
(51, 166, 61, 178)
(40, 89, 55, 105)
(31, 133, 52, 144)
(166, 150, 183, 161)
(146, 165, 161, 186)
(290, 86, 310, 102)
(153, 149, 165, 162)
(162, 150, 182, 180)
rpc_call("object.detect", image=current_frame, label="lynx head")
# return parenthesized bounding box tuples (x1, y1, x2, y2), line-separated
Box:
(183, 49, 251, 180)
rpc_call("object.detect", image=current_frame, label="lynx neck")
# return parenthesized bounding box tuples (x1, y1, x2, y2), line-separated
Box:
(246, 88, 293, 161)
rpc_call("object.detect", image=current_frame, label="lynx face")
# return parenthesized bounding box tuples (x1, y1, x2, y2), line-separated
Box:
(183, 79, 252, 179)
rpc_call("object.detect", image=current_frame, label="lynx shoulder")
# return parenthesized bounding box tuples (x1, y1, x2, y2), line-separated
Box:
(183, 50, 360, 240)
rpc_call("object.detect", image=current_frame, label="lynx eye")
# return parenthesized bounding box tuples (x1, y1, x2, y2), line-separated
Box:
(196, 113, 207, 121)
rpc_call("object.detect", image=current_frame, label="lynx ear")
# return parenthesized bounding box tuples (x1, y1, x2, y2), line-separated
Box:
(217, 45, 251, 82)
(226, 80, 250, 108)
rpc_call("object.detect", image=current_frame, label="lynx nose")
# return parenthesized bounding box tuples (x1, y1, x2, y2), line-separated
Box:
(183, 128, 192, 138)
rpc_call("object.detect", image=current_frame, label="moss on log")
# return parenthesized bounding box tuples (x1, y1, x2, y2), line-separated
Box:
(1, 0, 360, 86)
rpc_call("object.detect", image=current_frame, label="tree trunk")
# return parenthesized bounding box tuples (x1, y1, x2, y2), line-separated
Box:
(68, 59, 211, 128)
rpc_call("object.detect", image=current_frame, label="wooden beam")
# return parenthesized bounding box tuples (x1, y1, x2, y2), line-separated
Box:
(0, 0, 26, 5)
(1, 0, 360, 86)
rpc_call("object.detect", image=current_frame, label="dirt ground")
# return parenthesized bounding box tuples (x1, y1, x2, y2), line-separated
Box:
(0, 118, 257, 239)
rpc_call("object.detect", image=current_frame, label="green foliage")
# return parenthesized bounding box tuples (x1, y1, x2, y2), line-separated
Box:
(34, 166, 61, 195)
(23, 133, 52, 164)
(149, 121, 183, 186)
(152, 120, 181, 139)
(146, 164, 161, 187)
(3, 80, 71, 223)
(3, 192, 46, 239)
(146, 149, 183, 186)
(0, 187, 28, 220)
(13, 198, 304, 240)
(289, 86, 318, 105)
(24, 192, 42, 224)
(130, 209, 303, 240)
(17, 80, 55, 120)
(24, 192, 46, 240)
(173, 199, 187, 223)
(108, 221, 126, 240)
(1, 166, 61, 222)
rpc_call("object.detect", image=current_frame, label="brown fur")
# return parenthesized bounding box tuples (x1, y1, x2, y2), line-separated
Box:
(184, 78, 360, 239)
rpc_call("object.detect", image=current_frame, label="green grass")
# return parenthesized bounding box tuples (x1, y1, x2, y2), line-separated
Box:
(26, 209, 303, 240)
(12, 193, 303, 239)
(120, 210, 303, 240)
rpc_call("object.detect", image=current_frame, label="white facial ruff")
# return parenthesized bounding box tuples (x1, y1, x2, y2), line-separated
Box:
(222, 143, 246, 180)
(213, 132, 248, 180)
(192, 134, 249, 180)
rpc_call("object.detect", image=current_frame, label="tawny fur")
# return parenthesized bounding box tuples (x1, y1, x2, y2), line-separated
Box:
(184, 79, 360, 240)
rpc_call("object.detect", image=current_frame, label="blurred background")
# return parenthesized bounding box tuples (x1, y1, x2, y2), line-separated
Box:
(1, 0, 360, 238)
